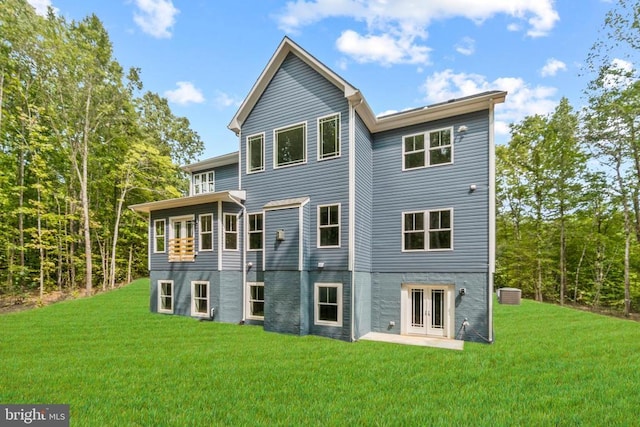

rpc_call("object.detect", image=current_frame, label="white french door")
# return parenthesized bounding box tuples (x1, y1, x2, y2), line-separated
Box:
(405, 285, 452, 337)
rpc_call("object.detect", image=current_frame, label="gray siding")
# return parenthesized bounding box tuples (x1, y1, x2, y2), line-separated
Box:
(263, 271, 308, 335)
(354, 271, 371, 338)
(214, 163, 240, 192)
(264, 207, 300, 271)
(308, 270, 352, 341)
(241, 53, 350, 270)
(372, 110, 490, 273)
(354, 112, 373, 272)
(221, 202, 243, 271)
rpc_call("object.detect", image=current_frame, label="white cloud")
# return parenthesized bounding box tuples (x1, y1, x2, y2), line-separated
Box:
(164, 82, 205, 105)
(213, 91, 242, 109)
(602, 58, 635, 89)
(26, 0, 58, 16)
(455, 37, 475, 56)
(540, 58, 567, 77)
(336, 30, 430, 66)
(133, 0, 179, 39)
(422, 69, 558, 135)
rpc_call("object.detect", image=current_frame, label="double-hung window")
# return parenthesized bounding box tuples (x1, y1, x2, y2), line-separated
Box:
(193, 171, 215, 195)
(247, 133, 265, 173)
(158, 280, 173, 313)
(224, 213, 238, 250)
(314, 283, 342, 326)
(402, 209, 453, 251)
(247, 282, 264, 320)
(318, 204, 340, 247)
(199, 214, 213, 251)
(248, 213, 263, 250)
(275, 122, 306, 168)
(318, 114, 340, 160)
(154, 219, 166, 253)
(191, 281, 209, 317)
(403, 127, 453, 169)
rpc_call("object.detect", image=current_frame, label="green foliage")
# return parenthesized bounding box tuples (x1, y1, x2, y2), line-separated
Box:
(1, 279, 639, 425)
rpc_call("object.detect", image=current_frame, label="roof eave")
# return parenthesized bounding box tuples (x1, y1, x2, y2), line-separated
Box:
(129, 190, 246, 214)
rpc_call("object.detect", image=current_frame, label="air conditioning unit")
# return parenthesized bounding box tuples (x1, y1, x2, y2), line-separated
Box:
(498, 288, 521, 305)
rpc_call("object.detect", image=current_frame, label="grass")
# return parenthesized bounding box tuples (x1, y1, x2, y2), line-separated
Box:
(1, 279, 639, 426)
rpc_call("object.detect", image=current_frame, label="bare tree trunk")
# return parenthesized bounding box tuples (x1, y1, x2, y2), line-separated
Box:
(79, 88, 93, 296)
(127, 245, 133, 284)
(559, 211, 566, 305)
(37, 187, 44, 301)
(574, 243, 586, 302)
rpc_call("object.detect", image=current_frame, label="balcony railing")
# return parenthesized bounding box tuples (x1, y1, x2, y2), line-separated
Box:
(168, 237, 195, 262)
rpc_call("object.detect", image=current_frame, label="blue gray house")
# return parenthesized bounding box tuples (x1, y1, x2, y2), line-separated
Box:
(130, 37, 506, 345)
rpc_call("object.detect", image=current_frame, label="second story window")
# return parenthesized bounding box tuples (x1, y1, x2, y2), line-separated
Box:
(429, 128, 453, 166)
(224, 213, 238, 250)
(193, 171, 215, 195)
(248, 213, 263, 250)
(275, 122, 306, 168)
(318, 114, 340, 160)
(318, 204, 340, 247)
(402, 209, 453, 251)
(247, 133, 264, 173)
(403, 127, 453, 170)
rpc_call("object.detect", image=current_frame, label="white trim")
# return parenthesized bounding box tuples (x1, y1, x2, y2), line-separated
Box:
(181, 151, 238, 173)
(129, 190, 246, 214)
(153, 219, 166, 253)
(400, 283, 455, 338)
(217, 202, 223, 270)
(273, 121, 307, 169)
(401, 209, 454, 252)
(262, 209, 266, 272)
(223, 212, 239, 251)
(246, 132, 265, 174)
(299, 204, 304, 271)
(190, 281, 210, 318)
(401, 132, 426, 171)
(314, 282, 343, 327)
(401, 127, 453, 171)
(147, 218, 151, 271)
(488, 102, 496, 342)
(247, 212, 264, 251)
(246, 282, 265, 320)
(198, 213, 214, 252)
(349, 101, 356, 341)
(317, 203, 341, 248)
(317, 112, 341, 161)
(192, 170, 215, 196)
(157, 280, 174, 314)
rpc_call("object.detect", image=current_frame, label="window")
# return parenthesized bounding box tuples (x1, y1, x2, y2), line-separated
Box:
(158, 280, 173, 313)
(191, 281, 209, 317)
(224, 213, 238, 250)
(318, 114, 340, 160)
(247, 133, 264, 173)
(154, 219, 166, 253)
(402, 127, 453, 169)
(318, 204, 340, 247)
(247, 282, 264, 320)
(402, 209, 453, 251)
(429, 128, 453, 165)
(275, 122, 306, 168)
(193, 171, 215, 195)
(169, 216, 195, 261)
(199, 214, 213, 251)
(248, 213, 263, 250)
(314, 283, 342, 326)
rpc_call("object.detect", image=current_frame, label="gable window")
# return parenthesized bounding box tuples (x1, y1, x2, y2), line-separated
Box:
(199, 214, 213, 251)
(318, 114, 340, 160)
(191, 281, 209, 317)
(248, 213, 263, 250)
(154, 219, 166, 253)
(247, 133, 265, 173)
(193, 171, 215, 195)
(247, 282, 264, 320)
(275, 122, 306, 168)
(429, 128, 453, 165)
(314, 283, 342, 326)
(224, 213, 238, 250)
(403, 127, 453, 170)
(318, 204, 340, 247)
(402, 209, 453, 251)
(158, 280, 173, 313)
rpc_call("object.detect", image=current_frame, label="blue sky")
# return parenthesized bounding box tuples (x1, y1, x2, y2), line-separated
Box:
(28, 0, 615, 160)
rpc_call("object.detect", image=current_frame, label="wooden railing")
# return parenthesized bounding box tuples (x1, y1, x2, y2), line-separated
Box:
(168, 237, 195, 262)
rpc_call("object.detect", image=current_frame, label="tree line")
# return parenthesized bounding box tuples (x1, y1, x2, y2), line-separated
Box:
(496, 0, 640, 315)
(0, 0, 203, 299)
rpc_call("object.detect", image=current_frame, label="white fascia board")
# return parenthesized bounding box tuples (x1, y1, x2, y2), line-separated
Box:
(129, 190, 246, 214)
(181, 152, 239, 173)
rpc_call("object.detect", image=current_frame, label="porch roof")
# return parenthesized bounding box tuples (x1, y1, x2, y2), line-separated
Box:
(129, 190, 246, 214)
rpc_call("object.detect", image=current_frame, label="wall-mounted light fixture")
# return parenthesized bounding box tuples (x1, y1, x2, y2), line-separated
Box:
(247, 262, 253, 269)
(458, 125, 468, 133)
(276, 229, 285, 241)
(459, 288, 467, 296)
(469, 184, 477, 192)
(317, 262, 325, 269)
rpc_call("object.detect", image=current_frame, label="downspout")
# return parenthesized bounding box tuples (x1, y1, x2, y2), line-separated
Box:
(488, 99, 496, 343)
(349, 95, 363, 342)
(228, 193, 247, 322)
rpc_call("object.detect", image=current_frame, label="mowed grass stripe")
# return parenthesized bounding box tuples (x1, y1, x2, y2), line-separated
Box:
(1, 279, 639, 426)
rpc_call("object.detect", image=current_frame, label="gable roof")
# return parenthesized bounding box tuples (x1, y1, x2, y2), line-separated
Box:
(228, 36, 506, 135)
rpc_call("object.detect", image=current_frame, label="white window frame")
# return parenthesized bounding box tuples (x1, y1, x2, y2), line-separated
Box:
(157, 280, 173, 314)
(191, 281, 210, 318)
(192, 171, 215, 195)
(247, 212, 263, 251)
(317, 113, 341, 161)
(246, 282, 265, 320)
(153, 219, 166, 253)
(317, 203, 341, 248)
(402, 132, 426, 171)
(401, 208, 454, 252)
(314, 283, 343, 327)
(246, 133, 265, 174)
(199, 213, 213, 252)
(274, 122, 307, 169)
(223, 213, 239, 251)
(428, 127, 454, 167)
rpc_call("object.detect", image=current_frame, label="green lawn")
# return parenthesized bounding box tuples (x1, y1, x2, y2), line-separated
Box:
(1, 279, 639, 426)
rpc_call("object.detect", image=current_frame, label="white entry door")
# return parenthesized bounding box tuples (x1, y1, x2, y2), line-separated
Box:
(406, 285, 452, 337)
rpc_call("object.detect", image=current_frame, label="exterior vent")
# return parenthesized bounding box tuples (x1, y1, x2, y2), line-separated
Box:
(498, 288, 521, 305)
